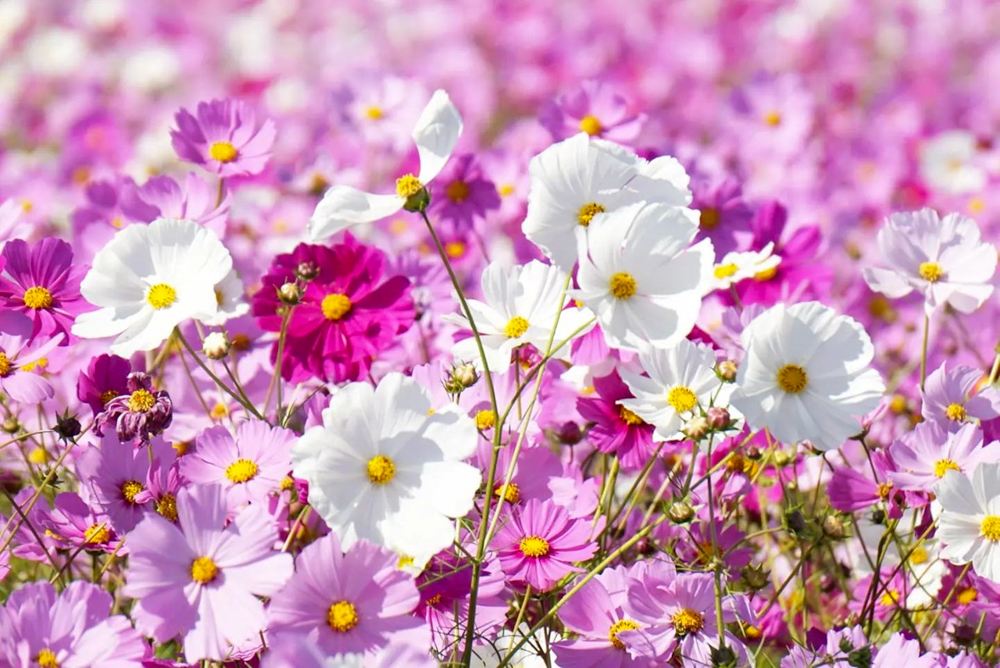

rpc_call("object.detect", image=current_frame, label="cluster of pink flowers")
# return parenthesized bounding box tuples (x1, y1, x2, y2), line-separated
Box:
(3, 1, 1000, 667)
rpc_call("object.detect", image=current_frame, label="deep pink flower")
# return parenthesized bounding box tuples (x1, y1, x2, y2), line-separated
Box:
(691, 177, 755, 258)
(429, 153, 501, 228)
(493, 498, 598, 591)
(0, 237, 87, 341)
(76, 353, 131, 415)
(171, 98, 276, 177)
(95, 372, 173, 445)
(577, 368, 657, 471)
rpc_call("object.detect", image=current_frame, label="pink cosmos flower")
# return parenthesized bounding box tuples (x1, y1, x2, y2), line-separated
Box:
(428, 153, 501, 228)
(0, 310, 64, 404)
(920, 362, 1000, 428)
(539, 80, 646, 143)
(691, 177, 755, 258)
(577, 368, 657, 472)
(124, 484, 293, 663)
(95, 372, 173, 445)
(171, 98, 277, 177)
(889, 422, 1000, 494)
(266, 532, 428, 660)
(0, 237, 87, 341)
(0, 581, 147, 667)
(179, 420, 294, 511)
(76, 431, 162, 533)
(76, 353, 131, 415)
(120, 173, 230, 237)
(493, 498, 598, 591)
(42, 492, 121, 555)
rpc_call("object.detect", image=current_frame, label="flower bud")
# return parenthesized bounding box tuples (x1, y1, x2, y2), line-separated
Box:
(772, 450, 792, 467)
(744, 445, 762, 460)
(717, 360, 738, 382)
(2, 417, 19, 434)
(54, 412, 82, 441)
(682, 416, 710, 440)
(822, 514, 846, 540)
(202, 332, 230, 360)
(557, 421, 583, 445)
(452, 363, 478, 389)
(740, 563, 771, 590)
(295, 261, 319, 282)
(706, 406, 731, 429)
(278, 282, 300, 305)
(667, 500, 695, 524)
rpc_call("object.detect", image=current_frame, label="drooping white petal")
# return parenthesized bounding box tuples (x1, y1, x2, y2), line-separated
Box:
(308, 185, 403, 241)
(413, 89, 463, 183)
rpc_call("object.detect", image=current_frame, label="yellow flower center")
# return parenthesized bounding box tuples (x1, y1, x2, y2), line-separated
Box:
(504, 316, 530, 339)
(667, 386, 698, 413)
(209, 141, 238, 163)
(210, 402, 229, 421)
(100, 389, 118, 405)
(776, 364, 808, 394)
(981, 515, 1000, 542)
(609, 272, 637, 300)
(366, 455, 395, 485)
(446, 180, 470, 203)
(280, 475, 295, 491)
(933, 458, 961, 478)
(35, 649, 59, 668)
(608, 618, 641, 650)
(618, 405, 645, 426)
(577, 201, 606, 227)
(714, 263, 738, 279)
(919, 261, 943, 283)
(764, 111, 782, 126)
(395, 174, 424, 199)
(945, 403, 967, 421)
(121, 480, 144, 504)
(146, 283, 177, 309)
(22, 286, 53, 309)
(157, 493, 178, 522)
(226, 458, 259, 483)
(321, 293, 352, 321)
(28, 448, 49, 464)
(327, 600, 359, 632)
(475, 409, 496, 431)
(700, 207, 720, 230)
(877, 481, 894, 500)
(365, 106, 383, 120)
(671, 608, 705, 637)
(397, 555, 414, 569)
(579, 115, 603, 136)
(910, 546, 929, 564)
(958, 587, 978, 605)
(494, 482, 521, 504)
(84, 523, 110, 545)
(445, 240, 466, 258)
(519, 535, 550, 558)
(755, 266, 778, 281)
(880, 589, 900, 607)
(425, 593, 443, 607)
(0, 352, 10, 377)
(127, 389, 156, 413)
(190, 556, 219, 584)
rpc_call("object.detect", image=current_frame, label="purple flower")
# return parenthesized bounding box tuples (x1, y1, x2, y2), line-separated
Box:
(124, 484, 293, 663)
(0, 237, 87, 341)
(0, 581, 147, 667)
(171, 98, 276, 177)
(42, 492, 121, 554)
(267, 532, 428, 660)
(96, 372, 173, 445)
(429, 153, 501, 228)
(0, 310, 63, 404)
(493, 498, 598, 591)
(76, 353, 131, 415)
(691, 177, 755, 257)
(119, 173, 229, 237)
(539, 80, 646, 143)
(920, 362, 1000, 429)
(577, 368, 657, 471)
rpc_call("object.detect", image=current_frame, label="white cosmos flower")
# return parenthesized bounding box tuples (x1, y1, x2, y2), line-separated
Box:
(620, 338, 733, 442)
(572, 201, 714, 352)
(442, 260, 595, 372)
(936, 463, 1000, 582)
(201, 268, 249, 326)
(308, 89, 463, 241)
(522, 132, 693, 271)
(709, 242, 781, 291)
(72, 217, 233, 357)
(919, 130, 986, 195)
(730, 301, 885, 450)
(291, 373, 480, 562)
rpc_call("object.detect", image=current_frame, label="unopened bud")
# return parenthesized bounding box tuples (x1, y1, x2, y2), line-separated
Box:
(54, 412, 81, 441)
(706, 406, 731, 429)
(718, 360, 738, 382)
(278, 282, 300, 305)
(202, 332, 230, 360)
(744, 445, 762, 460)
(668, 501, 695, 524)
(295, 261, 319, 282)
(822, 514, 846, 540)
(740, 563, 770, 590)
(453, 363, 478, 388)
(557, 421, 583, 445)
(2, 417, 18, 434)
(772, 450, 792, 467)
(682, 416, 710, 440)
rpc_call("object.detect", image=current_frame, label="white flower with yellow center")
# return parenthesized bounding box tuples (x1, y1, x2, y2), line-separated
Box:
(443, 260, 595, 372)
(936, 463, 1000, 582)
(919, 130, 986, 195)
(620, 338, 733, 442)
(291, 373, 480, 562)
(730, 301, 885, 451)
(572, 201, 714, 352)
(709, 242, 781, 291)
(72, 218, 233, 357)
(522, 132, 694, 271)
(308, 90, 463, 241)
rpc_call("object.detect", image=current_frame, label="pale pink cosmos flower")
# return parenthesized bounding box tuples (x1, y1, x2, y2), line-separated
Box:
(889, 422, 1000, 495)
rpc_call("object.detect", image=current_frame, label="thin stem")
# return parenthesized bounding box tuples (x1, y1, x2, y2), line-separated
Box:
(919, 313, 930, 390)
(175, 328, 264, 420)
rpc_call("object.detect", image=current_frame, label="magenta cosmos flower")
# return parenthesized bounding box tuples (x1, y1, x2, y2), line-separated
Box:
(889, 422, 1000, 495)
(124, 484, 293, 663)
(0, 310, 63, 404)
(577, 368, 657, 472)
(429, 153, 501, 228)
(171, 98, 276, 177)
(0, 581, 147, 667)
(266, 532, 428, 660)
(0, 237, 87, 341)
(179, 420, 294, 511)
(252, 238, 414, 383)
(493, 497, 598, 591)
(76, 353, 131, 415)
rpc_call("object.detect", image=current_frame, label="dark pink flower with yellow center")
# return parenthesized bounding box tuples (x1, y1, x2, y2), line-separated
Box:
(170, 98, 276, 177)
(577, 368, 657, 472)
(493, 498, 598, 591)
(76, 353, 131, 415)
(429, 153, 501, 228)
(95, 372, 173, 445)
(0, 237, 87, 341)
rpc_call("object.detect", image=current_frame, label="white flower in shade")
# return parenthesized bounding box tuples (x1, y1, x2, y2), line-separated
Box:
(308, 90, 462, 241)
(620, 338, 732, 442)
(291, 373, 480, 562)
(442, 260, 595, 372)
(863, 209, 996, 316)
(522, 132, 693, 271)
(572, 201, 714, 352)
(709, 242, 782, 291)
(919, 130, 986, 195)
(201, 269, 249, 326)
(936, 463, 1000, 582)
(72, 218, 233, 358)
(730, 301, 885, 450)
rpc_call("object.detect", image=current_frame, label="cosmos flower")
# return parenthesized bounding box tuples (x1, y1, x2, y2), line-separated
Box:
(95, 372, 172, 445)
(539, 80, 646, 143)
(0, 310, 64, 404)
(429, 153, 501, 227)
(935, 463, 1000, 582)
(76, 431, 160, 533)
(72, 217, 234, 357)
(42, 492, 121, 555)
(889, 422, 1000, 494)
(920, 362, 1000, 429)
(76, 353, 131, 415)
(309, 90, 463, 241)
(919, 130, 987, 195)
(709, 242, 781, 292)
(576, 368, 657, 471)
(170, 98, 276, 177)
(0, 237, 87, 341)
(730, 301, 885, 450)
